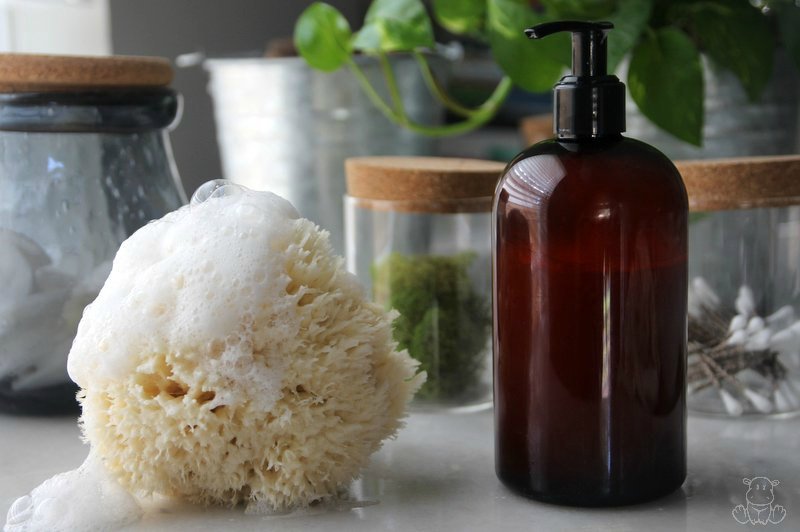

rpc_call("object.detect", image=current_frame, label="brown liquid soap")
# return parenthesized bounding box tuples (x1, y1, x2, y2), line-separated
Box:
(493, 21, 688, 506)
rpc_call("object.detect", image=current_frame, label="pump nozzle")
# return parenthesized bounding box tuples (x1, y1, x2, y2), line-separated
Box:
(526, 21, 613, 77)
(524, 21, 625, 140)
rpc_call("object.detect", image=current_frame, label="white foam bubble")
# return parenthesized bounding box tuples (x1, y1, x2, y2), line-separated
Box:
(4, 453, 142, 532)
(67, 181, 300, 411)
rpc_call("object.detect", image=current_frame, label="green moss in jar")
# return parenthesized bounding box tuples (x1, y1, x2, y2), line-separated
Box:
(372, 252, 490, 401)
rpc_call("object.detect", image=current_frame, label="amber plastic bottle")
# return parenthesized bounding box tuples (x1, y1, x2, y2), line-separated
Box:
(493, 21, 688, 506)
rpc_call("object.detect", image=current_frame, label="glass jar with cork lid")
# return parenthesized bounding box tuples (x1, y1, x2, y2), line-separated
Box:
(678, 155, 800, 417)
(0, 53, 186, 414)
(345, 156, 504, 411)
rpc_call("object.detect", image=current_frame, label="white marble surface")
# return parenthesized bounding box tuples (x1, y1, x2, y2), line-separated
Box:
(1, 410, 798, 531)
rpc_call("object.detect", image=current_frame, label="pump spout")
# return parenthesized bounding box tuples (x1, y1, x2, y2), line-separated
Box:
(523, 20, 624, 139)
(525, 21, 613, 77)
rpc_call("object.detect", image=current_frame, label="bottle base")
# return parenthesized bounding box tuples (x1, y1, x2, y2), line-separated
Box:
(497, 469, 687, 507)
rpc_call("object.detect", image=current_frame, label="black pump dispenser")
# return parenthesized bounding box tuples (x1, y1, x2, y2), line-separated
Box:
(526, 21, 625, 139)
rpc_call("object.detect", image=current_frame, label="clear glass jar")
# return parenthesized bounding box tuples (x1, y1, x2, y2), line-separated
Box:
(345, 157, 503, 411)
(681, 156, 800, 417)
(0, 55, 186, 414)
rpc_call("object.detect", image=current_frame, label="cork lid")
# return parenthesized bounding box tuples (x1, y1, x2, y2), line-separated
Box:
(676, 154, 800, 212)
(345, 156, 506, 213)
(0, 53, 173, 92)
(520, 114, 553, 146)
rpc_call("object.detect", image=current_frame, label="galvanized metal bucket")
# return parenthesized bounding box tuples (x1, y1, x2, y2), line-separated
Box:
(205, 56, 444, 253)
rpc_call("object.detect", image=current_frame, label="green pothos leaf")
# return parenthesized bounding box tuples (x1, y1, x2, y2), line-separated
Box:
(690, 0, 775, 101)
(352, 0, 435, 53)
(294, 2, 353, 72)
(538, 0, 616, 19)
(628, 28, 704, 146)
(606, 0, 654, 72)
(432, 0, 486, 36)
(487, 0, 568, 93)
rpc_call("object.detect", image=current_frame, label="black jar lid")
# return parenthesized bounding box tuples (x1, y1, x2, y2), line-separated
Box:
(0, 53, 179, 133)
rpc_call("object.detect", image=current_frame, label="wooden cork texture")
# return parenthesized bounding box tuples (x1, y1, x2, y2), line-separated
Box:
(345, 156, 505, 213)
(520, 114, 553, 146)
(676, 154, 800, 212)
(0, 53, 173, 92)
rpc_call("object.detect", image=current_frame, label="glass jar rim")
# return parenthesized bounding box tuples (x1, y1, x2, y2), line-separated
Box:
(0, 88, 180, 133)
(345, 194, 493, 214)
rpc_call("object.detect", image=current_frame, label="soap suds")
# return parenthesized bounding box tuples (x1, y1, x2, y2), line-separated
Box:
(4, 453, 142, 532)
(67, 181, 301, 412)
(5, 180, 424, 530)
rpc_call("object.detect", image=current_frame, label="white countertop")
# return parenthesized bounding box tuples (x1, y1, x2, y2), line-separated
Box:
(1, 410, 798, 531)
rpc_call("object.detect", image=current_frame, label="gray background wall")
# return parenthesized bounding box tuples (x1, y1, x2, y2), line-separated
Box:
(109, 0, 370, 195)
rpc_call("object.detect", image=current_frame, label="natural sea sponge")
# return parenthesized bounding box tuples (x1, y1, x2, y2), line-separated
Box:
(67, 181, 424, 510)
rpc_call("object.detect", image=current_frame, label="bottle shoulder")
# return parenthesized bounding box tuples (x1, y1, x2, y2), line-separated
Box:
(506, 136, 677, 169)
(497, 136, 687, 212)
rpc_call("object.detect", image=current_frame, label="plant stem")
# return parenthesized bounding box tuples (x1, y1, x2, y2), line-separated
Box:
(402, 76, 513, 137)
(346, 58, 403, 122)
(412, 51, 476, 118)
(346, 56, 514, 137)
(379, 53, 407, 124)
